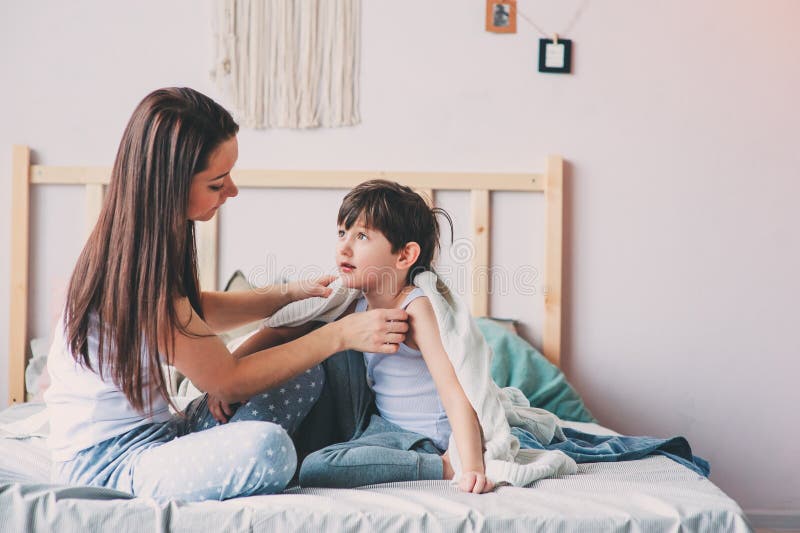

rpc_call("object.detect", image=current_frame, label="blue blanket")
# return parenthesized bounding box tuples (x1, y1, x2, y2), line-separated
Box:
(512, 427, 711, 477)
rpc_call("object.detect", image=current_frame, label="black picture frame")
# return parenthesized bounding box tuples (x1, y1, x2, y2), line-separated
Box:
(538, 38, 572, 74)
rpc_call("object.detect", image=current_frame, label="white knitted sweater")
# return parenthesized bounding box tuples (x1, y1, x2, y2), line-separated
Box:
(266, 271, 577, 486)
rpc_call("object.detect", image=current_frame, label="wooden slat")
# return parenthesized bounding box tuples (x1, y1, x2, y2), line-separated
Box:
(85, 184, 104, 238)
(30, 165, 544, 192)
(543, 155, 564, 366)
(414, 188, 434, 207)
(233, 169, 543, 191)
(31, 165, 111, 184)
(196, 216, 219, 291)
(9, 146, 31, 404)
(470, 190, 490, 317)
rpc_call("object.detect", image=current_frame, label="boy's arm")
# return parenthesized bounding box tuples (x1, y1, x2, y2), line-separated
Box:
(406, 297, 494, 494)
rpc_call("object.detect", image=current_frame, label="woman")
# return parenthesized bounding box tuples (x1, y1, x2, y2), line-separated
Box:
(44, 87, 408, 503)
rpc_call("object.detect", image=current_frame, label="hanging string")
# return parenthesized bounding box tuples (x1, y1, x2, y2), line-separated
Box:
(516, 0, 591, 39)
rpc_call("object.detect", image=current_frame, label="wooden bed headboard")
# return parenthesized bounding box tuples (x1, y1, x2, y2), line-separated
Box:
(8, 144, 564, 405)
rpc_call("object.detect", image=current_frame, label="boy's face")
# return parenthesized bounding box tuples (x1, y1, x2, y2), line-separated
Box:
(336, 217, 404, 292)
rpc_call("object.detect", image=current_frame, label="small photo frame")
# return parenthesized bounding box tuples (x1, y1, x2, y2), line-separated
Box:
(486, 0, 517, 34)
(538, 38, 572, 74)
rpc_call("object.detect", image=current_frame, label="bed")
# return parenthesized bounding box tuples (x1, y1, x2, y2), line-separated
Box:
(2, 145, 753, 532)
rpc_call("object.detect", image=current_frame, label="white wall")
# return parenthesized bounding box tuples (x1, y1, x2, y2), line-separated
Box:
(1, 0, 798, 518)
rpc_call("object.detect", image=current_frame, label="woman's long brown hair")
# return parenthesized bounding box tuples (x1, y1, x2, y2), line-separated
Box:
(63, 88, 239, 414)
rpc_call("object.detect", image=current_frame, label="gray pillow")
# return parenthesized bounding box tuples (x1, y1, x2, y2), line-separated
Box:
(218, 270, 264, 346)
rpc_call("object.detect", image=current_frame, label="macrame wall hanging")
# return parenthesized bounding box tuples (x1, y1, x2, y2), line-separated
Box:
(211, 0, 361, 129)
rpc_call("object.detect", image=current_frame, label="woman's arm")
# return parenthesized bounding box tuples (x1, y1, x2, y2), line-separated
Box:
(199, 275, 335, 333)
(407, 297, 494, 494)
(230, 323, 319, 359)
(208, 304, 359, 423)
(167, 297, 405, 404)
(231, 299, 357, 359)
(207, 322, 320, 423)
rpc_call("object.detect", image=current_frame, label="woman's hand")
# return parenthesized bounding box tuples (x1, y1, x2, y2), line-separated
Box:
(336, 308, 409, 353)
(286, 275, 337, 302)
(207, 393, 236, 424)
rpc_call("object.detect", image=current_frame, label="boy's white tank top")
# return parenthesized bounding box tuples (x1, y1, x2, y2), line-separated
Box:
(358, 288, 452, 450)
(44, 315, 171, 462)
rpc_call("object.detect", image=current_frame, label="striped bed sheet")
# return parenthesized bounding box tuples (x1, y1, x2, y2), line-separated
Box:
(0, 403, 752, 532)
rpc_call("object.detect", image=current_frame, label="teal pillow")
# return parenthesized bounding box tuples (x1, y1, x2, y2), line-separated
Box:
(478, 317, 596, 423)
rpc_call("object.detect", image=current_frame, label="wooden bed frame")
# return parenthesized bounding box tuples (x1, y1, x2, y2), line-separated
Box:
(8, 144, 564, 405)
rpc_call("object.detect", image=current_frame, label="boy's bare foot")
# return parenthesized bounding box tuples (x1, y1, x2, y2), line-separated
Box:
(441, 451, 455, 480)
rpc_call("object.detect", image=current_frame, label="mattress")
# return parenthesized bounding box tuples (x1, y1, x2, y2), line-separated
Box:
(0, 403, 753, 532)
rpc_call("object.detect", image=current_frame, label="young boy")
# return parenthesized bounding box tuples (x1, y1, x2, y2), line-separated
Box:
(218, 180, 494, 493)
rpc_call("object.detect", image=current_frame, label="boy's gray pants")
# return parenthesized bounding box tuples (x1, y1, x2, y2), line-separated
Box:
(292, 350, 443, 488)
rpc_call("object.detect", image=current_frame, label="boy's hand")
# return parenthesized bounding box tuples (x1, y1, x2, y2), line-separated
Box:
(458, 470, 495, 494)
(286, 275, 337, 301)
(442, 452, 494, 494)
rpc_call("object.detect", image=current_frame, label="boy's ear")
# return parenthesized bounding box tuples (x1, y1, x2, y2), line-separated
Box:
(396, 242, 421, 269)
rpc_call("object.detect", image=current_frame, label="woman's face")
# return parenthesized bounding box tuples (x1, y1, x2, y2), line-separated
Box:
(187, 136, 239, 221)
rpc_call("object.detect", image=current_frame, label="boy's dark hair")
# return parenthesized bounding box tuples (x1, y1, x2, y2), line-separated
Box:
(338, 179, 453, 283)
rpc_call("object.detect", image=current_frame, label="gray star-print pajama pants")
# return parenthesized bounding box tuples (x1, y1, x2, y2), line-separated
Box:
(53, 365, 324, 503)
